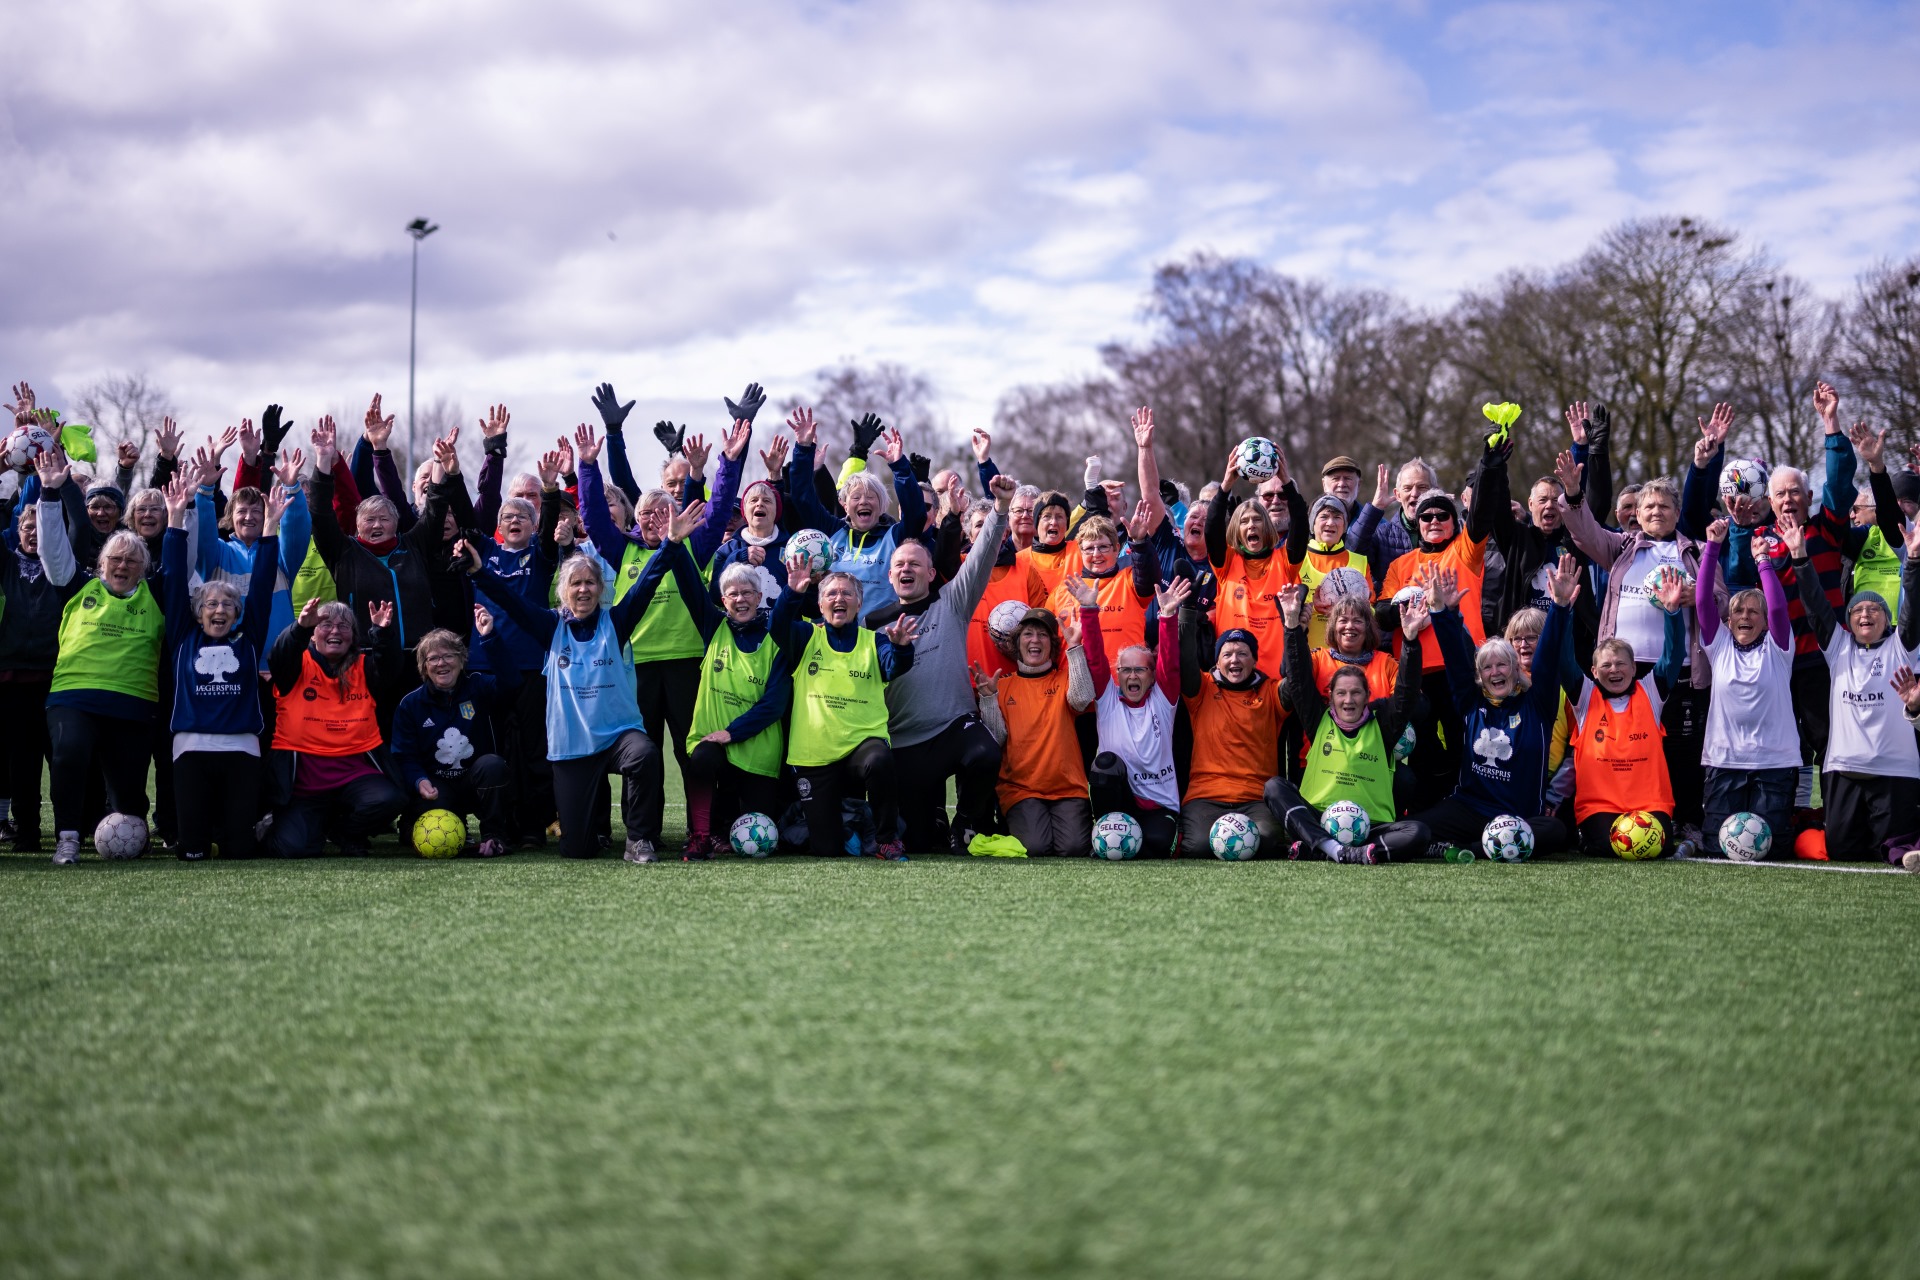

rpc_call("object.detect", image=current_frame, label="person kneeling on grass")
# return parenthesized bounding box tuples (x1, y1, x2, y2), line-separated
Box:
(1568, 566, 1690, 858)
(162, 476, 284, 862)
(1269, 582, 1431, 863)
(773, 562, 918, 859)
(465, 522, 667, 862)
(391, 606, 519, 859)
(975, 579, 1101, 856)
(1178, 606, 1287, 858)
(1411, 560, 1580, 859)
(1086, 577, 1190, 858)
(1780, 509, 1920, 860)
(266, 598, 408, 857)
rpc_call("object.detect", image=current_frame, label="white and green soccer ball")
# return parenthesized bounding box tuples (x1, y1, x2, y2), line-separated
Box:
(92, 812, 148, 860)
(1718, 811, 1772, 863)
(1233, 436, 1281, 481)
(1091, 812, 1144, 860)
(1717, 458, 1771, 505)
(783, 529, 833, 575)
(1210, 812, 1260, 861)
(1393, 721, 1417, 764)
(1481, 814, 1534, 863)
(730, 811, 780, 858)
(1320, 801, 1371, 848)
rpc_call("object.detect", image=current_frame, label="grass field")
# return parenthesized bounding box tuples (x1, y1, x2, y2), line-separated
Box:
(4, 840, 1918, 1279)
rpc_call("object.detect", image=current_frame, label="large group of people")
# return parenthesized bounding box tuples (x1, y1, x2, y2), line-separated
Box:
(3, 374, 1918, 868)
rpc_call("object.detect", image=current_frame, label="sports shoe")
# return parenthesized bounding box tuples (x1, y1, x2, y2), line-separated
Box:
(1335, 841, 1386, 865)
(338, 838, 371, 858)
(477, 838, 508, 859)
(52, 833, 80, 866)
(1672, 838, 1699, 861)
(875, 839, 908, 861)
(1902, 850, 1920, 874)
(1287, 839, 1308, 861)
(252, 813, 275, 843)
(623, 838, 657, 864)
(0, 818, 15, 843)
(12, 829, 41, 853)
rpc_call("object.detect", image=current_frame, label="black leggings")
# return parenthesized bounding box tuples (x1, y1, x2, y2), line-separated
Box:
(793, 737, 896, 856)
(1088, 751, 1178, 857)
(1406, 668, 1462, 812)
(1412, 795, 1568, 857)
(890, 715, 1003, 851)
(634, 656, 700, 835)
(0, 679, 51, 838)
(683, 740, 782, 832)
(550, 730, 662, 858)
(506, 674, 554, 839)
(1263, 776, 1430, 860)
(175, 750, 263, 859)
(47, 705, 151, 835)
(1576, 810, 1673, 858)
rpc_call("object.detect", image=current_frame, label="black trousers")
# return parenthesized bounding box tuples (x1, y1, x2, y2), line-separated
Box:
(634, 656, 700, 837)
(1791, 652, 1830, 769)
(1824, 772, 1920, 862)
(410, 754, 513, 843)
(684, 740, 782, 833)
(1407, 668, 1462, 811)
(1412, 796, 1568, 857)
(1088, 752, 1178, 857)
(1576, 810, 1673, 858)
(1660, 678, 1706, 828)
(506, 674, 554, 841)
(1263, 776, 1430, 860)
(0, 679, 51, 839)
(794, 736, 896, 856)
(175, 750, 263, 859)
(47, 706, 150, 836)
(270, 772, 407, 857)
(551, 730, 662, 858)
(890, 716, 1003, 851)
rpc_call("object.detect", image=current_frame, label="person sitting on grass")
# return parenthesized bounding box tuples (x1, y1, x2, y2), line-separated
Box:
(1411, 559, 1580, 859)
(162, 475, 284, 862)
(1269, 582, 1431, 864)
(1178, 606, 1287, 858)
(391, 608, 519, 859)
(1780, 507, 1920, 861)
(266, 598, 408, 858)
(1567, 567, 1691, 858)
(1502, 605, 1580, 815)
(975, 578, 1102, 857)
(1695, 517, 1799, 858)
(464, 517, 669, 863)
(1087, 577, 1190, 859)
(772, 561, 919, 859)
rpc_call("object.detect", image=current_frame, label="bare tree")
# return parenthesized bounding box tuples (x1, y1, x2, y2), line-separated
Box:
(72, 372, 177, 478)
(990, 379, 1129, 494)
(1722, 274, 1842, 468)
(1838, 257, 1920, 456)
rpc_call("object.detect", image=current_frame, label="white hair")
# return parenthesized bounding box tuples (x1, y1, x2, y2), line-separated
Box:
(498, 497, 536, 524)
(189, 579, 243, 615)
(1769, 465, 1809, 492)
(637, 488, 674, 514)
(717, 563, 764, 597)
(819, 570, 865, 605)
(839, 470, 889, 507)
(556, 554, 606, 595)
(97, 529, 151, 577)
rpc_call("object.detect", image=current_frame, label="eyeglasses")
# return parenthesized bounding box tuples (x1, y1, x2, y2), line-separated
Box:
(1115, 665, 1152, 676)
(102, 555, 143, 568)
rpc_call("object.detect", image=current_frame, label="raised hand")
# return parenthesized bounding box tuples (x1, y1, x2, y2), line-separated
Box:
(1651, 565, 1688, 613)
(572, 423, 602, 466)
(592, 383, 634, 430)
(1278, 581, 1308, 628)
(1706, 516, 1729, 544)
(265, 480, 291, 532)
(1813, 380, 1840, 432)
(1847, 420, 1888, 471)
(554, 434, 574, 476)
(971, 427, 992, 463)
(451, 539, 482, 575)
(473, 603, 495, 637)
(884, 613, 919, 648)
(116, 440, 139, 469)
(1399, 593, 1432, 639)
(480, 403, 510, 439)
(1694, 402, 1732, 465)
(1099, 479, 1126, 514)
(1892, 666, 1920, 716)
(1776, 508, 1806, 557)
(274, 447, 305, 489)
(1155, 575, 1192, 614)
(1905, 517, 1920, 559)
(989, 473, 1016, 508)
(1061, 573, 1098, 608)
(876, 427, 905, 465)
(721, 418, 752, 461)
(432, 432, 460, 477)
(1565, 401, 1589, 444)
(7, 381, 36, 424)
(1271, 443, 1291, 487)
(723, 382, 767, 425)
(850, 413, 885, 457)
(1061, 610, 1082, 651)
(1554, 448, 1584, 497)
(236, 417, 261, 463)
(369, 600, 396, 630)
(682, 432, 711, 475)
(783, 560, 815, 594)
(1372, 463, 1390, 509)
(163, 474, 195, 521)
(364, 395, 395, 450)
(537, 449, 565, 490)
(296, 596, 323, 629)
(1425, 566, 1461, 612)
(1131, 406, 1154, 448)
(786, 407, 817, 447)
(1548, 553, 1581, 606)
(1126, 499, 1156, 541)
(191, 445, 223, 488)
(310, 416, 338, 472)
(154, 416, 183, 461)
(210, 424, 240, 465)
(259, 403, 293, 453)
(667, 499, 708, 543)
(32, 443, 69, 489)
(758, 434, 790, 477)
(970, 662, 1000, 699)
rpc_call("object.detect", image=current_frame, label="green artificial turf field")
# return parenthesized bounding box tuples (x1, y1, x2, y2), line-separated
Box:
(3, 846, 1917, 1279)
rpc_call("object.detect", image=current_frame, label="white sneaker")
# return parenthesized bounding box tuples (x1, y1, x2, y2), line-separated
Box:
(623, 838, 657, 864)
(52, 832, 80, 866)
(1902, 850, 1920, 874)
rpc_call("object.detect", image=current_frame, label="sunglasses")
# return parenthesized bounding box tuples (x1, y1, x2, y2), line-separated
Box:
(1418, 511, 1453, 523)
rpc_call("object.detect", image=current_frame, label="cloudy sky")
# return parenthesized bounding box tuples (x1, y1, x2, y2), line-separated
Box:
(3, 0, 1916, 479)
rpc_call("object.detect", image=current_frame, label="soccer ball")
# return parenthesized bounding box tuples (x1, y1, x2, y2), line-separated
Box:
(987, 599, 1032, 650)
(1320, 800, 1371, 848)
(1481, 814, 1534, 863)
(1609, 810, 1665, 861)
(93, 812, 148, 859)
(1392, 722, 1417, 764)
(1315, 567, 1371, 610)
(1718, 458, 1770, 505)
(1209, 812, 1260, 861)
(2, 424, 55, 471)
(730, 811, 780, 858)
(412, 808, 466, 858)
(783, 529, 832, 575)
(1233, 436, 1280, 480)
(1718, 811, 1773, 863)
(1091, 812, 1144, 860)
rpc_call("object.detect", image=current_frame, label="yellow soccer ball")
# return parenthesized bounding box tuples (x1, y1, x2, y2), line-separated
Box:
(413, 808, 467, 859)
(1609, 810, 1664, 861)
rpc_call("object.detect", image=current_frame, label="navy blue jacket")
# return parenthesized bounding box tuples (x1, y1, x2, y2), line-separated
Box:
(163, 529, 278, 736)
(389, 629, 519, 790)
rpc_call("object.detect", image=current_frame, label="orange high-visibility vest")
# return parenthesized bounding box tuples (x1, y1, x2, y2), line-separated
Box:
(273, 650, 382, 756)
(1571, 681, 1673, 823)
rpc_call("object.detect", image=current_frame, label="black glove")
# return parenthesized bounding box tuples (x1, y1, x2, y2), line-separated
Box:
(1159, 479, 1180, 507)
(483, 433, 508, 458)
(653, 421, 686, 456)
(592, 383, 635, 430)
(260, 404, 293, 453)
(723, 382, 767, 426)
(1587, 401, 1610, 448)
(849, 413, 885, 460)
(908, 452, 932, 482)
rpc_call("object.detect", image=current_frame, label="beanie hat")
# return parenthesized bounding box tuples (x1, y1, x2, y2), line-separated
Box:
(1847, 590, 1890, 622)
(1214, 627, 1259, 664)
(1892, 472, 1920, 506)
(85, 482, 126, 511)
(1308, 494, 1347, 529)
(1415, 491, 1459, 523)
(739, 478, 784, 522)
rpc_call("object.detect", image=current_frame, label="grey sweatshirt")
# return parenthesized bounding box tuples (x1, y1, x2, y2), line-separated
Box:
(877, 505, 1008, 748)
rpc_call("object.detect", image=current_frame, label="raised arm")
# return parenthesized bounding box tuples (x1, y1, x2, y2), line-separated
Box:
(469, 559, 560, 647)
(1779, 513, 1835, 648)
(1152, 585, 1183, 703)
(1902, 523, 1920, 651)
(1277, 588, 1321, 723)
(1695, 522, 1727, 646)
(575, 450, 637, 566)
(1553, 450, 1627, 566)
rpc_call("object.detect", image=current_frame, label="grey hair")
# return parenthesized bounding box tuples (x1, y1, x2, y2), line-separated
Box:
(839, 470, 890, 507)
(1012, 484, 1042, 505)
(1769, 465, 1809, 493)
(189, 578, 243, 615)
(1474, 637, 1531, 692)
(556, 554, 606, 595)
(717, 563, 764, 597)
(356, 495, 399, 525)
(1398, 457, 1440, 488)
(819, 570, 865, 605)
(498, 497, 536, 524)
(316, 601, 357, 629)
(127, 486, 166, 515)
(1639, 476, 1681, 506)
(637, 488, 674, 514)
(98, 529, 151, 577)
(1170, 480, 1192, 506)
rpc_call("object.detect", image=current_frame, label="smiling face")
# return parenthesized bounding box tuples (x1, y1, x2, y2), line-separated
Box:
(635, 499, 671, 548)
(1331, 605, 1369, 655)
(86, 495, 122, 534)
(197, 589, 238, 639)
(1016, 623, 1055, 667)
(1417, 506, 1455, 547)
(1395, 463, 1432, 513)
(1235, 504, 1272, 555)
(16, 505, 37, 557)
(1009, 496, 1037, 544)
(496, 504, 533, 550)
(356, 503, 397, 544)
(1079, 533, 1118, 575)
(888, 541, 933, 604)
(561, 563, 604, 618)
(128, 492, 167, 538)
(230, 494, 265, 543)
(661, 458, 691, 503)
(1529, 480, 1562, 533)
(742, 482, 779, 533)
(1506, 627, 1539, 667)
(1768, 470, 1810, 525)
(1035, 503, 1069, 545)
(1256, 478, 1288, 530)
(1593, 642, 1636, 695)
(509, 474, 542, 503)
(843, 480, 884, 532)
(1323, 469, 1360, 504)
(422, 644, 464, 691)
(1312, 505, 1345, 546)
(1215, 639, 1255, 683)
(1182, 503, 1208, 556)
(819, 574, 862, 625)
(1329, 669, 1369, 727)
(312, 609, 356, 658)
(1615, 488, 1641, 531)
(99, 545, 143, 594)
(1478, 647, 1516, 699)
(1726, 591, 1766, 646)
(1848, 599, 1889, 646)
(720, 576, 762, 623)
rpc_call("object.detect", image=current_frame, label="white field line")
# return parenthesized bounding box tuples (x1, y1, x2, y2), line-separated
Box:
(1679, 856, 1908, 876)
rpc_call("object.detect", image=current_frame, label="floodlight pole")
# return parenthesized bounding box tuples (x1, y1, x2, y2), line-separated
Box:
(406, 217, 439, 470)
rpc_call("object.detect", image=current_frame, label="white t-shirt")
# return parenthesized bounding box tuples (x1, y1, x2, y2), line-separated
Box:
(1701, 627, 1802, 770)
(1821, 630, 1920, 778)
(1613, 541, 1684, 665)
(1094, 683, 1180, 811)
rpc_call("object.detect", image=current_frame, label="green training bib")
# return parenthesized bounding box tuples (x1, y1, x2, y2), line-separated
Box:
(686, 625, 784, 778)
(787, 625, 888, 767)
